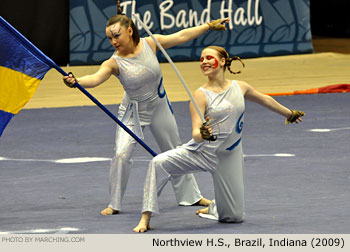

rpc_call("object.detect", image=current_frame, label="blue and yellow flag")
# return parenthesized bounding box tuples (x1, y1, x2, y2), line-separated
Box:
(0, 17, 157, 156)
(0, 16, 53, 137)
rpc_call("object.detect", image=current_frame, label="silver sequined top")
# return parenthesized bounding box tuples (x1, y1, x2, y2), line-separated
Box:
(113, 38, 162, 102)
(183, 80, 245, 152)
(201, 80, 245, 139)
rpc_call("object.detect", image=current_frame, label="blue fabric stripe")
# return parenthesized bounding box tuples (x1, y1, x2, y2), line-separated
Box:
(157, 77, 165, 98)
(235, 112, 244, 134)
(157, 77, 173, 114)
(0, 17, 52, 80)
(226, 138, 242, 151)
(0, 110, 15, 137)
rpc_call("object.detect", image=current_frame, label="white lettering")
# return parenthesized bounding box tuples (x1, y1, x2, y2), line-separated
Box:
(189, 9, 199, 27)
(220, 0, 234, 29)
(221, 0, 262, 30)
(128, 1, 153, 30)
(120, 0, 132, 13)
(201, 0, 211, 25)
(247, 0, 255, 25)
(234, 7, 247, 26)
(176, 10, 189, 28)
(160, 0, 175, 29)
(143, 11, 153, 29)
(255, 0, 263, 25)
(142, 0, 263, 31)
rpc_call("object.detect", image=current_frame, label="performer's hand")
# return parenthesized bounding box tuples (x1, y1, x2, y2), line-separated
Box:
(200, 117, 216, 141)
(207, 18, 230, 31)
(63, 72, 77, 88)
(285, 110, 305, 125)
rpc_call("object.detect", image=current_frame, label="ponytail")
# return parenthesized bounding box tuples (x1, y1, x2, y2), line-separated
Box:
(204, 46, 245, 74)
(225, 56, 245, 74)
(116, 0, 123, 15)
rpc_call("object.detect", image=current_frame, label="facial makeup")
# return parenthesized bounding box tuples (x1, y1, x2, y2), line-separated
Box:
(200, 55, 219, 69)
(110, 24, 121, 38)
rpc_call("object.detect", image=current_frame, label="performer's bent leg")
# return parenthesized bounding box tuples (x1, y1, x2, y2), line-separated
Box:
(212, 144, 245, 223)
(149, 98, 203, 206)
(142, 147, 212, 214)
(108, 125, 137, 211)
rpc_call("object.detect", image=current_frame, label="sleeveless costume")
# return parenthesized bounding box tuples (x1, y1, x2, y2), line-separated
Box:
(108, 38, 202, 211)
(142, 80, 245, 222)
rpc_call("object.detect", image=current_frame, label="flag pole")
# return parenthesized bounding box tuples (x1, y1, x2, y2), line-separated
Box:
(56, 67, 157, 157)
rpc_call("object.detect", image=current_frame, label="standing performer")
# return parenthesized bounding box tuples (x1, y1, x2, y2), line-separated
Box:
(133, 46, 305, 232)
(63, 1, 229, 215)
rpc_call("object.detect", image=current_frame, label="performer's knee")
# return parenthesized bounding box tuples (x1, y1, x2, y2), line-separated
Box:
(152, 152, 169, 165)
(151, 153, 171, 176)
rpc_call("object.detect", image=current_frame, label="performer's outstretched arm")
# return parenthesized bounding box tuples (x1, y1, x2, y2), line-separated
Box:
(146, 18, 229, 51)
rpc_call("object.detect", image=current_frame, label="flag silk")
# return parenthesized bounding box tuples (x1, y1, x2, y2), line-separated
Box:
(0, 16, 54, 137)
(0, 17, 157, 156)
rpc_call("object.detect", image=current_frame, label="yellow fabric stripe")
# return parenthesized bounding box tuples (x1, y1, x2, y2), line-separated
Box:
(0, 66, 41, 114)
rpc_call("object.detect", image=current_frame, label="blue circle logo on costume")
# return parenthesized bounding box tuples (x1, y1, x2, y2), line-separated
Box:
(235, 112, 244, 134)
(158, 77, 165, 98)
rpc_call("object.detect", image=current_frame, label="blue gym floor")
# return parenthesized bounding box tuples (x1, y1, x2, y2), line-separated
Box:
(0, 93, 349, 234)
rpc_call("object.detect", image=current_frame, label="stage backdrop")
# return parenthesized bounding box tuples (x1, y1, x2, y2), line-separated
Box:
(69, 0, 312, 65)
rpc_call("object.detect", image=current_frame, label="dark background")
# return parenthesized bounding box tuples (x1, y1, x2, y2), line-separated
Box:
(1, 0, 69, 65)
(310, 0, 350, 38)
(1, 0, 349, 66)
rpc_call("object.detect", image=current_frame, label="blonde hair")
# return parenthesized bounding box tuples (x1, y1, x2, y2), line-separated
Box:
(204, 46, 245, 74)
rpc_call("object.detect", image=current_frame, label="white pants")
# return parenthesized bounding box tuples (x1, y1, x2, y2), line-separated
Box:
(142, 139, 245, 223)
(108, 95, 202, 211)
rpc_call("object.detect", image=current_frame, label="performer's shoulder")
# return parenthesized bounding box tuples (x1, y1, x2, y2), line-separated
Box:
(234, 80, 253, 96)
(193, 86, 207, 99)
(144, 36, 157, 53)
(101, 56, 119, 74)
(103, 56, 118, 66)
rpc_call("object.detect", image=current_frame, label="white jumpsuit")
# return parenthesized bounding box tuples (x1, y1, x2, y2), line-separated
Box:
(142, 80, 245, 222)
(108, 38, 202, 211)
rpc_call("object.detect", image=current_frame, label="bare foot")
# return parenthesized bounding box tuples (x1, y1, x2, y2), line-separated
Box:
(194, 197, 211, 207)
(196, 207, 209, 215)
(100, 207, 119, 215)
(133, 223, 151, 233)
(133, 212, 151, 233)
